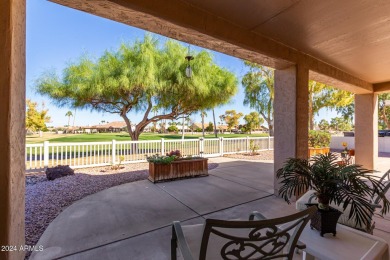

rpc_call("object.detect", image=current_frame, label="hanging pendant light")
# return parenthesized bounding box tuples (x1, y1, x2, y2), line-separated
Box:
(185, 45, 194, 78)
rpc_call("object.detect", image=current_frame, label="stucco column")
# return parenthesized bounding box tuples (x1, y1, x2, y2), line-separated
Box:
(274, 65, 309, 195)
(355, 94, 378, 170)
(0, 0, 26, 259)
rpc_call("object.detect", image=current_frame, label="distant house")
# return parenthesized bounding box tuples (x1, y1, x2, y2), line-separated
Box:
(81, 121, 130, 133)
(217, 124, 228, 133)
(191, 123, 203, 130)
(191, 123, 229, 133)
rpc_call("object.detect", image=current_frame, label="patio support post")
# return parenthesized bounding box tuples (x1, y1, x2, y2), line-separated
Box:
(0, 0, 26, 259)
(274, 65, 309, 196)
(355, 94, 378, 169)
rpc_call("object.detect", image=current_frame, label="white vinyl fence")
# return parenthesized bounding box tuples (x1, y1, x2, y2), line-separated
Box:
(26, 137, 274, 170)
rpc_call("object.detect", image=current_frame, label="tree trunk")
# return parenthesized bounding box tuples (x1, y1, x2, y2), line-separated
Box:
(121, 114, 138, 140)
(182, 116, 185, 139)
(73, 109, 76, 127)
(201, 114, 205, 137)
(268, 123, 274, 137)
(212, 109, 218, 138)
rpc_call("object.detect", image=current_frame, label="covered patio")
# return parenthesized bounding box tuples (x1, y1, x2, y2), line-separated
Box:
(30, 157, 390, 259)
(3, 1, 390, 259)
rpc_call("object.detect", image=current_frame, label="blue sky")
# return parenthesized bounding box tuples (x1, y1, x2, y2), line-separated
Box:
(27, 0, 337, 127)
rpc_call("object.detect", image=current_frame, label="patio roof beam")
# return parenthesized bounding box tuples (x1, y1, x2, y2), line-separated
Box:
(50, 0, 373, 94)
(373, 82, 390, 93)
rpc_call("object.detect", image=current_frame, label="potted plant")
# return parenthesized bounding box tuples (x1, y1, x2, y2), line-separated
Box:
(308, 130, 331, 157)
(146, 150, 208, 182)
(277, 153, 390, 236)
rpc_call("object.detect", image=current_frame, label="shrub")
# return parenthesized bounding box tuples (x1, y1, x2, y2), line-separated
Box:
(249, 140, 259, 155)
(308, 130, 331, 148)
(167, 125, 179, 133)
(111, 155, 125, 170)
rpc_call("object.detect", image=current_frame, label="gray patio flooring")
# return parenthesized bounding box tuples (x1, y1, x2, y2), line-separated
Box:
(30, 157, 390, 260)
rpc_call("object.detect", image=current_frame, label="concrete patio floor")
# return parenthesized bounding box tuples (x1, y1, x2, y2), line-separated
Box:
(30, 157, 390, 260)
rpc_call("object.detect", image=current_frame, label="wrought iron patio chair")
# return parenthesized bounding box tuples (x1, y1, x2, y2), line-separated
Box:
(171, 206, 316, 260)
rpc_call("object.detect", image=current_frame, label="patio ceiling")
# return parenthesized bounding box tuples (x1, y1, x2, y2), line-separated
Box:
(50, 0, 390, 93)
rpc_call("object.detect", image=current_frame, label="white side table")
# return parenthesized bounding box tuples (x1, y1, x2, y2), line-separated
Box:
(299, 223, 389, 260)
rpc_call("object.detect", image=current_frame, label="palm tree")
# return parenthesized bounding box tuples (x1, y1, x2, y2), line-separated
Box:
(200, 110, 207, 137)
(181, 116, 185, 139)
(185, 117, 191, 135)
(65, 111, 73, 127)
(212, 109, 218, 138)
(72, 109, 76, 127)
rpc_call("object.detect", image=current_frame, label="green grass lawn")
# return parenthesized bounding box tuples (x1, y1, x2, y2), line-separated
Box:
(26, 132, 268, 144)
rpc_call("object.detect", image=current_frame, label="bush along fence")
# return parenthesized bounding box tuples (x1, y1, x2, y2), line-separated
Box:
(26, 137, 274, 170)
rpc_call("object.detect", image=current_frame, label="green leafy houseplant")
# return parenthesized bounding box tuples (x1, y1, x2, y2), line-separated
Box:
(146, 154, 176, 165)
(146, 150, 201, 164)
(277, 153, 390, 228)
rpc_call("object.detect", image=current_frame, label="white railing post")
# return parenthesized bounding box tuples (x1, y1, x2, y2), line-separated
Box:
(161, 138, 165, 155)
(43, 141, 49, 167)
(112, 139, 116, 164)
(246, 136, 250, 153)
(220, 137, 224, 156)
(199, 137, 204, 157)
(268, 136, 271, 150)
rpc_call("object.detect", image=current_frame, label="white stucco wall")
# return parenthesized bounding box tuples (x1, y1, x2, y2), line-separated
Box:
(331, 136, 390, 153)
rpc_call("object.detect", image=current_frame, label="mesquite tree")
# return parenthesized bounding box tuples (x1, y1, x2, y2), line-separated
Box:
(36, 36, 238, 140)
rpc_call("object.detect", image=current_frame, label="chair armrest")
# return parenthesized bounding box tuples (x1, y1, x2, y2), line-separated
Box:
(172, 221, 194, 260)
(296, 241, 306, 250)
(372, 181, 390, 205)
(249, 211, 267, 221)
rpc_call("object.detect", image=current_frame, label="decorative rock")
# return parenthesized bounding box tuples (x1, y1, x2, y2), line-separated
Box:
(25, 161, 218, 259)
(46, 165, 74, 180)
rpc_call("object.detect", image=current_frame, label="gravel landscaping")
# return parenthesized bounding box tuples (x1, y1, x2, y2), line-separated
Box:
(25, 161, 218, 258)
(223, 150, 274, 160)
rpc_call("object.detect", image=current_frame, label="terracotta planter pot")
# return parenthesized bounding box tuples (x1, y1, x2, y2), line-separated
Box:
(148, 158, 208, 183)
(308, 147, 330, 157)
(348, 149, 355, 156)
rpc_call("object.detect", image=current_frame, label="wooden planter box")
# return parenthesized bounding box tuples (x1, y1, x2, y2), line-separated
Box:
(308, 147, 330, 157)
(148, 158, 208, 183)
